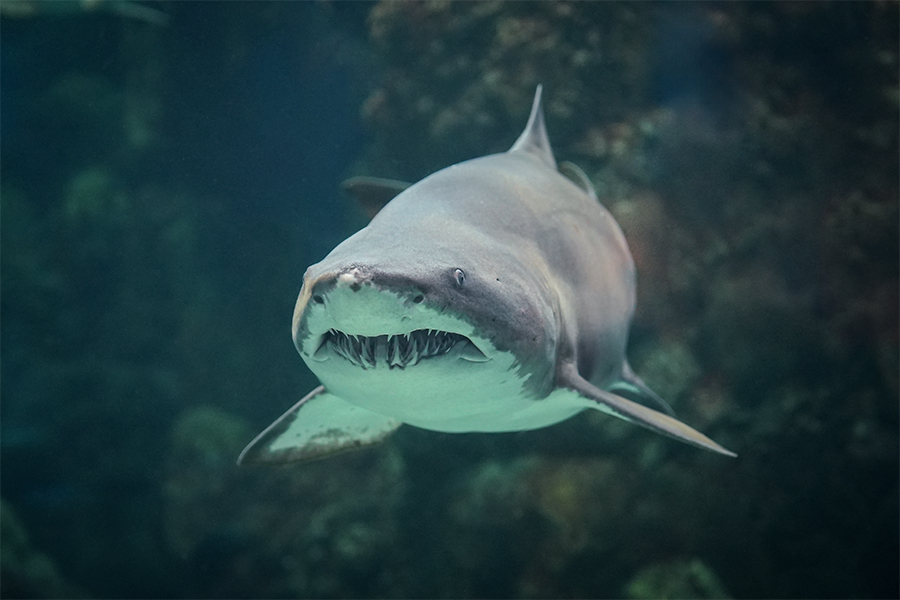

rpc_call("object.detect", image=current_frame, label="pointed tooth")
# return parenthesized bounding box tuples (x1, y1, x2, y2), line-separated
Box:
(366, 338, 377, 367)
(385, 335, 394, 365)
(419, 332, 428, 356)
(427, 331, 443, 356)
(337, 344, 353, 365)
(348, 337, 361, 366)
(394, 335, 405, 368)
(348, 336, 359, 366)
(387, 335, 397, 366)
(363, 337, 374, 368)
(411, 334, 422, 365)
(373, 336, 382, 365)
(361, 338, 370, 368)
(407, 342, 416, 366)
(401, 334, 413, 364)
(394, 336, 404, 366)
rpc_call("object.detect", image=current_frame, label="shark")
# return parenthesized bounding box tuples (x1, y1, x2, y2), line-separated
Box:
(238, 86, 736, 464)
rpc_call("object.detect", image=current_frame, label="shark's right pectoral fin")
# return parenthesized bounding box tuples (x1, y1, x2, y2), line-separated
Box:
(558, 363, 737, 457)
(341, 176, 411, 219)
(237, 386, 402, 465)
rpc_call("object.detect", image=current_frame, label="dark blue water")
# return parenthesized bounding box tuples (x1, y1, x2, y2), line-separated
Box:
(1, 3, 897, 599)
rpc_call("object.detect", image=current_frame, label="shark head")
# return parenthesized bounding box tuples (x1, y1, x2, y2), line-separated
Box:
(294, 264, 492, 367)
(290, 222, 564, 431)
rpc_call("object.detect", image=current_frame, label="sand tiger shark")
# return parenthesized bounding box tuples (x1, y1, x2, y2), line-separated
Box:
(238, 86, 736, 464)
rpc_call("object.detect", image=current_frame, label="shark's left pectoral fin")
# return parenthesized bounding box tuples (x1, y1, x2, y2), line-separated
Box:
(237, 386, 402, 465)
(558, 363, 737, 457)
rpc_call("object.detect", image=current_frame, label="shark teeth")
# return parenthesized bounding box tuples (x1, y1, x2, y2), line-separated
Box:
(324, 328, 472, 369)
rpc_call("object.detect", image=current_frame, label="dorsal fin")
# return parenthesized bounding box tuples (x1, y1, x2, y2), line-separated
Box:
(509, 85, 556, 168)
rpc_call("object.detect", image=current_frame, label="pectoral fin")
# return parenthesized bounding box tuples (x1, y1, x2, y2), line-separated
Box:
(341, 176, 411, 219)
(237, 386, 402, 465)
(558, 363, 736, 457)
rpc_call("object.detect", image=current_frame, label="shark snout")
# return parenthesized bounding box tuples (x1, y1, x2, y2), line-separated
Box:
(308, 266, 432, 308)
(292, 262, 492, 368)
(295, 266, 433, 346)
(304, 266, 372, 306)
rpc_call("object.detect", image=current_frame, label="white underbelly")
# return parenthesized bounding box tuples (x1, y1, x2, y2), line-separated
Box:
(306, 351, 582, 433)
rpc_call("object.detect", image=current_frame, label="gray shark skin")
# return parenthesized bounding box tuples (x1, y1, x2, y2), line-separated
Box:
(238, 86, 736, 464)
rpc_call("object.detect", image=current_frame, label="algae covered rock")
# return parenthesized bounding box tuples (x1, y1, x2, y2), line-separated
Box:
(626, 557, 732, 599)
(0, 500, 85, 599)
(162, 406, 406, 598)
(163, 406, 256, 559)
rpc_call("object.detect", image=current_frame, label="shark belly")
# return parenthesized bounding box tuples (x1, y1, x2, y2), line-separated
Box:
(296, 273, 575, 433)
(306, 350, 583, 433)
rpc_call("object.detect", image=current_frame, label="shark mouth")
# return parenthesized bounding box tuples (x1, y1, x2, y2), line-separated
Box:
(317, 328, 487, 369)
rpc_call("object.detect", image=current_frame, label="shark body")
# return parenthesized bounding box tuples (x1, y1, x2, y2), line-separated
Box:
(238, 86, 735, 464)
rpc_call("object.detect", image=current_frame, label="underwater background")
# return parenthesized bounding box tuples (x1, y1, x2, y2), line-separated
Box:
(1, 2, 897, 598)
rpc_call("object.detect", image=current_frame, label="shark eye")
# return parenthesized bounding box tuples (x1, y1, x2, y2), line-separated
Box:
(312, 294, 325, 305)
(454, 268, 466, 286)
